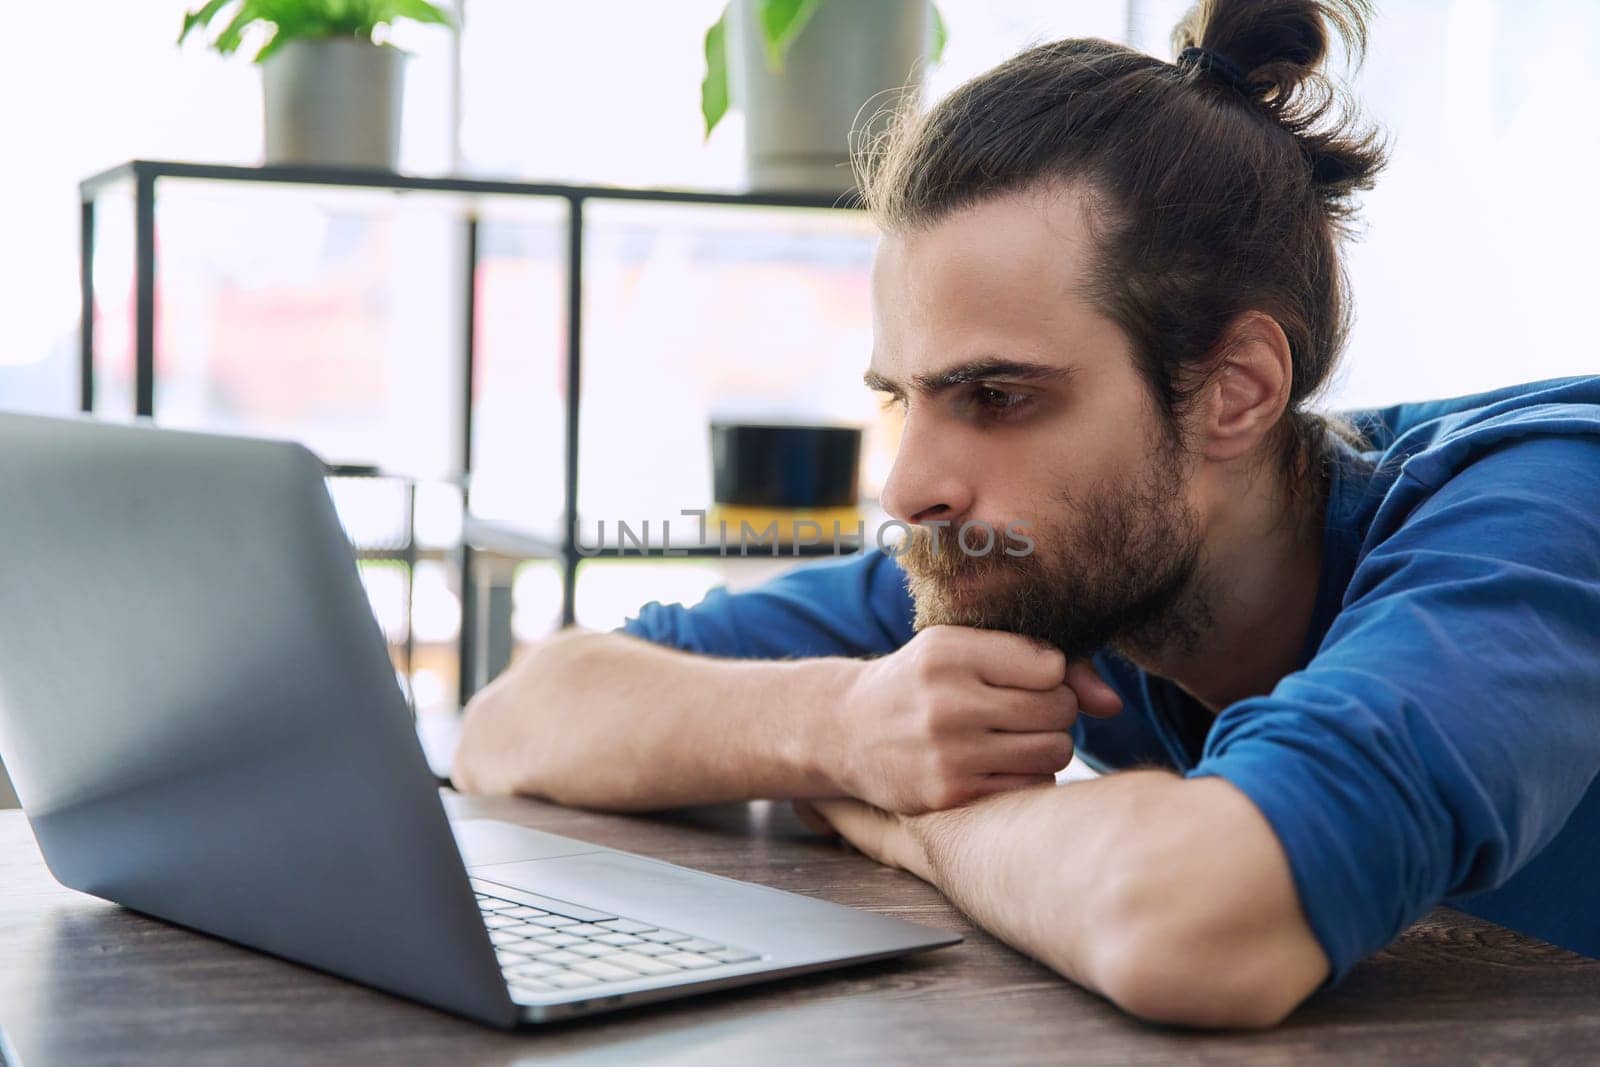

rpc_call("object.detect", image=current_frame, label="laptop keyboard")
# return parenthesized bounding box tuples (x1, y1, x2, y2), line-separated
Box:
(473, 879, 762, 1001)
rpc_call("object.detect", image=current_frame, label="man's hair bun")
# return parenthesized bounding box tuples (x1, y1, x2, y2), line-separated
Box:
(1172, 0, 1388, 218)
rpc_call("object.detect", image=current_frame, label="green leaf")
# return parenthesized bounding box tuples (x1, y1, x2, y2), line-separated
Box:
(757, 0, 820, 72)
(701, 9, 730, 139)
(930, 4, 947, 64)
(212, 2, 260, 55)
(179, 0, 234, 45)
(255, 27, 298, 61)
(180, 0, 454, 57)
(386, 0, 454, 28)
(320, 0, 376, 36)
(255, 0, 329, 42)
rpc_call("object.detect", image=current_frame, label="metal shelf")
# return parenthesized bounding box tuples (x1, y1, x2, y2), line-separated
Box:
(79, 160, 864, 703)
(79, 159, 862, 210)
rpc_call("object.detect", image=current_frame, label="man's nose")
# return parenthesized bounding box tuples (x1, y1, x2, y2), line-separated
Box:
(879, 416, 975, 526)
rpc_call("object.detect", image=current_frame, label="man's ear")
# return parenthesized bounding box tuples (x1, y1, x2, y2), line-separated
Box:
(1199, 311, 1293, 463)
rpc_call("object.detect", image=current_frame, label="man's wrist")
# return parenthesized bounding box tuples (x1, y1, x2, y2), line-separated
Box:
(778, 656, 862, 799)
(903, 805, 972, 883)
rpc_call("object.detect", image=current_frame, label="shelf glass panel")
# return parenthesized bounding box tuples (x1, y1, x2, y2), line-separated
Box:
(577, 199, 894, 536)
(119, 178, 566, 495)
(462, 207, 568, 540)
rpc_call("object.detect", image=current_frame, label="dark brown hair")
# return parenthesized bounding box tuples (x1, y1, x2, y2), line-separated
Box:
(853, 0, 1387, 488)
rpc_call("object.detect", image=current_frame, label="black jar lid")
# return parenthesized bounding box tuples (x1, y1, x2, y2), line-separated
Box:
(709, 422, 862, 509)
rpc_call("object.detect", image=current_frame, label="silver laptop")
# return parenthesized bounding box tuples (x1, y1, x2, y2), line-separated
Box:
(0, 413, 957, 1027)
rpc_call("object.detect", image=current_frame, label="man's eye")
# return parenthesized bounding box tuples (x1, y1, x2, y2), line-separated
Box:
(878, 393, 907, 413)
(972, 386, 1029, 416)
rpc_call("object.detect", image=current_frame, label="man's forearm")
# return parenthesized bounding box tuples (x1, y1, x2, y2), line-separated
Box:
(452, 629, 855, 809)
(858, 772, 1329, 1028)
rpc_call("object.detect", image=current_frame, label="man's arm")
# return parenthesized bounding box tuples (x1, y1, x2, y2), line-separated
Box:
(452, 550, 1123, 810)
(454, 626, 1120, 810)
(451, 628, 846, 806)
(816, 433, 1600, 1028)
(811, 772, 1328, 1028)
(453, 550, 916, 806)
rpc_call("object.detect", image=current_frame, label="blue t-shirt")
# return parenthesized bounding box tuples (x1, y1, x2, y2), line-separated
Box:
(622, 375, 1600, 983)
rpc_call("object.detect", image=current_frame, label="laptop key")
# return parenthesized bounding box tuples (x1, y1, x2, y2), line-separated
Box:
(535, 933, 584, 947)
(477, 898, 518, 912)
(507, 961, 561, 978)
(632, 942, 675, 957)
(569, 943, 620, 958)
(598, 919, 656, 934)
(535, 950, 585, 965)
(563, 923, 615, 937)
(657, 952, 721, 969)
(637, 929, 690, 944)
(675, 938, 724, 953)
(545, 972, 600, 989)
(500, 923, 554, 937)
(594, 933, 643, 947)
(524, 914, 582, 928)
(489, 931, 524, 946)
(708, 948, 761, 964)
(495, 949, 535, 966)
(503, 907, 551, 919)
(605, 952, 681, 976)
(569, 960, 641, 982)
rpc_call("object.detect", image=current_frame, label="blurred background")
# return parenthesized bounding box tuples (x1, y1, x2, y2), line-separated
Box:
(1, 0, 1595, 767)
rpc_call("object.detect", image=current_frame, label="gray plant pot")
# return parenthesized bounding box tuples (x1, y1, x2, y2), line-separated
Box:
(731, 0, 931, 194)
(261, 39, 405, 169)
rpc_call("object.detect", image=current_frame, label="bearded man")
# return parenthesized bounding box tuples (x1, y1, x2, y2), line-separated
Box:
(452, 0, 1600, 1028)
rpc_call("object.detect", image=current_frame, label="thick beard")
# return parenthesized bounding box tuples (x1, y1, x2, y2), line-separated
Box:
(896, 437, 1214, 663)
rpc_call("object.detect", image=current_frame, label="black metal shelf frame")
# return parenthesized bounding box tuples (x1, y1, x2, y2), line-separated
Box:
(78, 160, 863, 704)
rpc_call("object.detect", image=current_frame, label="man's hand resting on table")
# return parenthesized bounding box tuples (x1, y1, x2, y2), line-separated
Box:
(825, 626, 1123, 814)
(797, 775, 1330, 1029)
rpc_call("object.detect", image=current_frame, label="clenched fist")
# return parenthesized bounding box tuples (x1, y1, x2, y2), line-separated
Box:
(823, 626, 1123, 814)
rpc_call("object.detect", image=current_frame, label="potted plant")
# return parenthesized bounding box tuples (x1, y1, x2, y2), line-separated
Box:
(179, 0, 455, 170)
(702, 0, 946, 194)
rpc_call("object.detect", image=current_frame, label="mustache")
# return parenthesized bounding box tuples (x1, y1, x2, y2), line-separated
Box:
(895, 523, 1030, 580)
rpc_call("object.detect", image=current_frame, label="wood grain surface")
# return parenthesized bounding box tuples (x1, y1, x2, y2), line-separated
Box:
(2, 794, 1597, 1066)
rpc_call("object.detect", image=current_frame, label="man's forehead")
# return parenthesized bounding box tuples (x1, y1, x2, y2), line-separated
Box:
(870, 188, 1103, 373)
(873, 185, 1098, 296)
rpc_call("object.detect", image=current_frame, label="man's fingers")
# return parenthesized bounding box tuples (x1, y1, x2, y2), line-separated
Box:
(967, 730, 1076, 777)
(982, 685, 1078, 732)
(811, 798, 936, 878)
(919, 629, 1121, 711)
(791, 799, 836, 836)
(1065, 659, 1124, 718)
(810, 797, 892, 862)
(810, 796, 877, 833)
(926, 627, 1066, 692)
(968, 773, 1057, 800)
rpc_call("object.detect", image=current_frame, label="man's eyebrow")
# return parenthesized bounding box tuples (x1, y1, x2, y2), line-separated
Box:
(864, 358, 1074, 396)
(863, 368, 902, 395)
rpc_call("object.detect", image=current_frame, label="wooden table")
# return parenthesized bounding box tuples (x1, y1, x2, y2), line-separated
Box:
(2, 794, 1598, 1066)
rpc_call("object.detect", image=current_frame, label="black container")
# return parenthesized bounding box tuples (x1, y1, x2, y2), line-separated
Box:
(709, 422, 862, 508)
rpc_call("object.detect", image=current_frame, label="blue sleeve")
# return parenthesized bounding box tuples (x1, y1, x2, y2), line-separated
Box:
(1186, 433, 1600, 982)
(619, 549, 916, 659)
